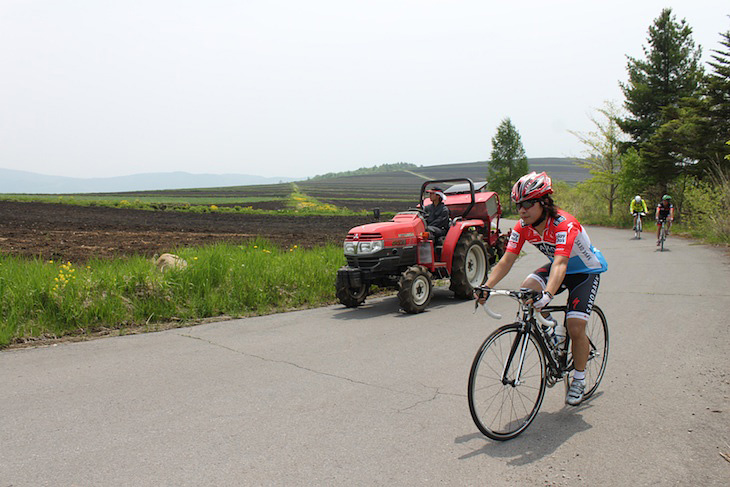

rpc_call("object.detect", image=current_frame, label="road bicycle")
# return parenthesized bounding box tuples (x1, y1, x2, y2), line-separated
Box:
(657, 218, 668, 251)
(468, 288, 609, 440)
(633, 211, 645, 239)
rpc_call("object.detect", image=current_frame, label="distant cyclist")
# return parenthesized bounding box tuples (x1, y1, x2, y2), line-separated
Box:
(474, 171, 607, 406)
(630, 195, 648, 231)
(655, 195, 674, 245)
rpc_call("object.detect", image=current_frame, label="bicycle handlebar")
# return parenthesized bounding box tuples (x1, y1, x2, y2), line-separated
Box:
(474, 288, 543, 321)
(479, 303, 502, 320)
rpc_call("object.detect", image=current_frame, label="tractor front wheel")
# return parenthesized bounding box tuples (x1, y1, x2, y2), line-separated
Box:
(336, 272, 369, 308)
(398, 265, 433, 313)
(449, 231, 488, 299)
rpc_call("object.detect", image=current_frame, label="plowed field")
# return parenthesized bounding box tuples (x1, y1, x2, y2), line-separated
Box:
(0, 201, 372, 262)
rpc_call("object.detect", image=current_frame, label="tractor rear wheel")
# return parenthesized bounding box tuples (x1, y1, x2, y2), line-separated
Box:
(398, 265, 433, 313)
(449, 231, 488, 299)
(336, 274, 369, 308)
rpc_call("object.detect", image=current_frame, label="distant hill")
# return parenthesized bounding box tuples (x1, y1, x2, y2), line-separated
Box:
(0, 168, 298, 194)
(0, 158, 588, 195)
(308, 158, 588, 184)
(406, 158, 589, 184)
(295, 158, 590, 212)
(309, 162, 419, 180)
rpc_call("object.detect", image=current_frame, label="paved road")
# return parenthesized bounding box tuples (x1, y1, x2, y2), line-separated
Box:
(2, 223, 729, 486)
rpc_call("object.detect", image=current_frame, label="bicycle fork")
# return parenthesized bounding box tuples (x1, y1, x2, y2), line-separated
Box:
(501, 329, 531, 387)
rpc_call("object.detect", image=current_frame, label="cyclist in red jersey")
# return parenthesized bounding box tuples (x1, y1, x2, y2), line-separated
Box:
(475, 172, 607, 406)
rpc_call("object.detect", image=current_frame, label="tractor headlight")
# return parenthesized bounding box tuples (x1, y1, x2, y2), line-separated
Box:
(357, 240, 384, 254)
(344, 241, 357, 255)
(344, 240, 384, 255)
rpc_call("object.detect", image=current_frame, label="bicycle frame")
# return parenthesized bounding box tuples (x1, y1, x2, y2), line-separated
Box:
(483, 291, 565, 386)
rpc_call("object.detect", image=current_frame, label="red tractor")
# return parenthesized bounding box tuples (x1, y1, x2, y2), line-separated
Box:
(336, 178, 507, 313)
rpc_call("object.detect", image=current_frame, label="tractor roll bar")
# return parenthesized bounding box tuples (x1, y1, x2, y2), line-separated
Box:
(420, 178, 477, 220)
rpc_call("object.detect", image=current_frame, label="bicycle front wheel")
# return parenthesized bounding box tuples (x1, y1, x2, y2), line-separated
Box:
(565, 305, 609, 399)
(468, 324, 547, 441)
(660, 226, 666, 251)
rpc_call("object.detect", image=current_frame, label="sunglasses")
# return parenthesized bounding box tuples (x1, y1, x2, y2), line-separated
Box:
(516, 199, 540, 210)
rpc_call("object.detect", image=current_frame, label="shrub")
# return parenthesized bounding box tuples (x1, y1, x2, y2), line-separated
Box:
(682, 171, 730, 244)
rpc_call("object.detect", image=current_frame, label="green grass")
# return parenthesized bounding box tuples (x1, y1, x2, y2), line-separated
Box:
(0, 239, 348, 348)
(0, 192, 367, 216)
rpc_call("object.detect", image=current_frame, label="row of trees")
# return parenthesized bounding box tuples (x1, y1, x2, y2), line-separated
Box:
(488, 9, 729, 241)
(309, 162, 417, 180)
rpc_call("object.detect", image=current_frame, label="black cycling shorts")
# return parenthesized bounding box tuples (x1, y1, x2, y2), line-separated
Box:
(528, 263, 600, 321)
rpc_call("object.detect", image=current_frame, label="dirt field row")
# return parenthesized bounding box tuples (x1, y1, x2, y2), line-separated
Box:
(0, 201, 374, 262)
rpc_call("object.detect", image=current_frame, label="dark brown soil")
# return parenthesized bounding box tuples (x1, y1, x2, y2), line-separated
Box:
(0, 201, 374, 262)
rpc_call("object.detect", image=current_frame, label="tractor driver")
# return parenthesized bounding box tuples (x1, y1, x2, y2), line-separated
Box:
(424, 187, 450, 240)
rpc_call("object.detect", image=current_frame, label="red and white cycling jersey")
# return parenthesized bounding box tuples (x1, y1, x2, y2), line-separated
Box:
(506, 210, 607, 274)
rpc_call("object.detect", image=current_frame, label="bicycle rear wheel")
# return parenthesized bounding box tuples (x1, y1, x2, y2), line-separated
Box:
(564, 305, 609, 399)
(468, 324, 547, 440)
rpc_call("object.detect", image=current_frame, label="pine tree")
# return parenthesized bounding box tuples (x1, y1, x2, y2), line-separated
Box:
(488, 118, 529, 213)
(618, 8, 704, 192)
(642, 22, 730, 187)
(618, 8, 704, 148)
(705, 25, 730, 166)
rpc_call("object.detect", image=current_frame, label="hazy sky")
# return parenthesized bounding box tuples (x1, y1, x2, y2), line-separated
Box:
(1, 1, 727, 179)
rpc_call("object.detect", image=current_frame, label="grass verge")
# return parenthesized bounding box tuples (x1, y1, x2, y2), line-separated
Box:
(0, 239, 347, 349)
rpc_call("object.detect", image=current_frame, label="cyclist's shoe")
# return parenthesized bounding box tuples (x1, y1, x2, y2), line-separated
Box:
(566, 379, 586, 406)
